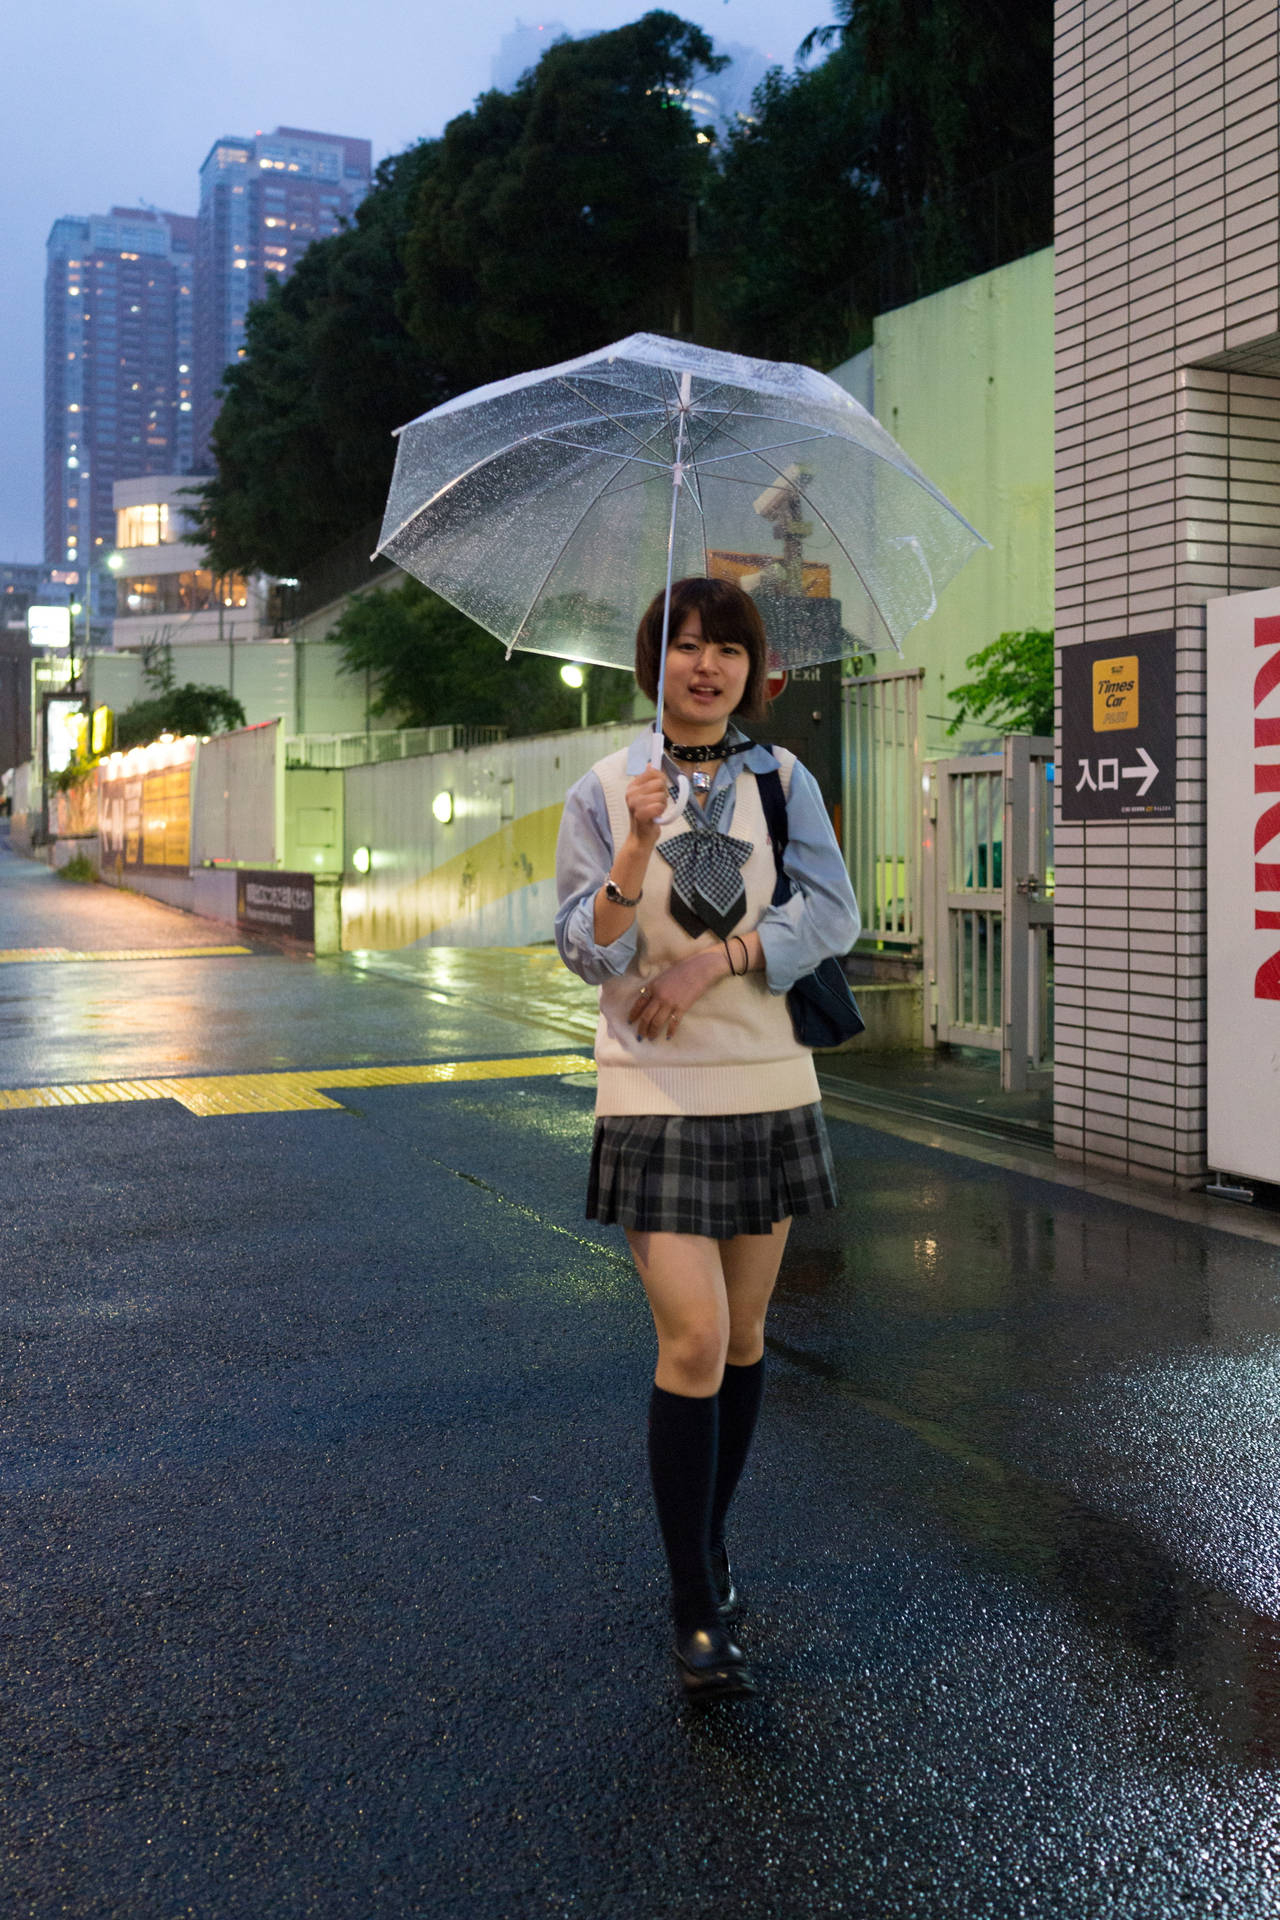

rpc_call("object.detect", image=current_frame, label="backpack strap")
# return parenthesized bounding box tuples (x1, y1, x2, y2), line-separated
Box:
(755, 748, 793, 908)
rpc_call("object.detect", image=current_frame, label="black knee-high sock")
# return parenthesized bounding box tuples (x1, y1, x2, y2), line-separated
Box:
(647, 1385, 719, 1632)
(709, 1357, 765, 1550)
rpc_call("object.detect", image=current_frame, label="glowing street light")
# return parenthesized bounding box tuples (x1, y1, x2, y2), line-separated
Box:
(560, 661, 588, 727)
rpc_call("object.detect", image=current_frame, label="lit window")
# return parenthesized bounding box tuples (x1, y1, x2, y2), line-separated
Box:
(115, 503, 171, 548)
(233, 259, 248, 269)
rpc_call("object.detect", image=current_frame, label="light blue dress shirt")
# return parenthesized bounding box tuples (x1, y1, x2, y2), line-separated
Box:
(555, 729, 861, 993)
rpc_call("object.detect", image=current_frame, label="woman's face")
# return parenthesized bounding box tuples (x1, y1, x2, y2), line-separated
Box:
(661, 608, 751, 737)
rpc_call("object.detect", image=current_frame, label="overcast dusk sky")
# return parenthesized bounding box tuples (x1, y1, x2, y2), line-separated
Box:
(0, 0, 835, 563)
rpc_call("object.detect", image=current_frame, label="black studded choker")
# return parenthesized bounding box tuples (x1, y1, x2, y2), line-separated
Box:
(663, 735, 752, 764)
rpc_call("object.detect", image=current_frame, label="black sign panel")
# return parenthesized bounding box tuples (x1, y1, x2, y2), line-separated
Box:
(762, 660, 844, 817)
(236, 870, 315, 943)
(1060, 630, 1176, 821)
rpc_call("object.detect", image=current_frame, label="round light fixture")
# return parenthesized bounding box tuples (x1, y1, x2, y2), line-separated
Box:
(560, 662, 585, 689)
(352, 846, 371, 874)
(432, 791, 454, 824)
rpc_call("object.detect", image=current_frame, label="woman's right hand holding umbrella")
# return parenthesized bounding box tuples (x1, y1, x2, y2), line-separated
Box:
(593, 767, 668, 945)
(624, 766, 670, 848)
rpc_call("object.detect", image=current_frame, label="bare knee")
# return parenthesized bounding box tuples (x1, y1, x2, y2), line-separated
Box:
(726, 1321, 766, 1367)
(657, 1321, 728, 1395)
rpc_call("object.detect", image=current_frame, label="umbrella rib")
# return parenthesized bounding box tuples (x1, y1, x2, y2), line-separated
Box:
(684, 433, 832, 471)
(508, 450, 639, 649)
(531, 434, 674, 468)
(685, 383, 759, 458)
(709, 427, 902, 649)
(553, 377, 670, 455)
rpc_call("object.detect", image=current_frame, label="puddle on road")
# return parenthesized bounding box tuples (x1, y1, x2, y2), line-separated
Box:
(772, 1132, 1280, 1765)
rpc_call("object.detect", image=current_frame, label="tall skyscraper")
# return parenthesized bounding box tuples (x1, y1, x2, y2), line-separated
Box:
(194, 127, 372, 460)
(43, 207, 196, 604)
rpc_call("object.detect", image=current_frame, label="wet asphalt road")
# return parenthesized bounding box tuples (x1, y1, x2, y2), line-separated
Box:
(5, 834, 1280, 1918)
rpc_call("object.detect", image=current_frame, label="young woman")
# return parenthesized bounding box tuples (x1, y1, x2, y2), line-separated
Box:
(554, 576, 859, 1700)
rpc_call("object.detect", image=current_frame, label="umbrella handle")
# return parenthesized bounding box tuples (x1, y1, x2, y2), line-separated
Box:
(654, 773, 690, 827)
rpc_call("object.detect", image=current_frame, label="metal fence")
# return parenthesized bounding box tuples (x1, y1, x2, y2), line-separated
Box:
(842, 667, 923, 946)
(924, 737, 1055, 1087)
(285, 726, 507, 769)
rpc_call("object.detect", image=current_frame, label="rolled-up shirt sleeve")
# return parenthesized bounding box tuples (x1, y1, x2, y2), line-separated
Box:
(554, 771, 638, 984)
(756, 759, 861, 993)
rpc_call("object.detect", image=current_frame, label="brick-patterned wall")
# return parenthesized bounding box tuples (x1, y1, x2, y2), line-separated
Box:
(1053, 0, 1280, 1187)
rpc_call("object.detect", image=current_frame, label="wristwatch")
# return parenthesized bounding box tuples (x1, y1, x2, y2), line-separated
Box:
(604, 878, 642, 907)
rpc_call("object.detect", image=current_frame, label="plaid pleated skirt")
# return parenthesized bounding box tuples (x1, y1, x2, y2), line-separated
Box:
(586, 1102, 837, 1237)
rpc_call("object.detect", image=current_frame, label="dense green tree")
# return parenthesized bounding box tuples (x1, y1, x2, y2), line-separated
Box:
(330, 580, 635, 736)
(114, 685, 248, 751)
(701, 40, 878, 362)
(803, 0, 1053, 299)
(946, 629, 1054, 738)
(193, 143, 444, 579)
(401, 11, 724, 390)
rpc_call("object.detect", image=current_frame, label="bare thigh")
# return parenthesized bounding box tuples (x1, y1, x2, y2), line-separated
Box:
(720, 1218, 791, 1365)
(625, 1230, 728, 1397)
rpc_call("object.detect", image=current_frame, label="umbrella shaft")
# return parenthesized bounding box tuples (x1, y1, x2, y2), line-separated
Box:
(651, 374, 692, 770)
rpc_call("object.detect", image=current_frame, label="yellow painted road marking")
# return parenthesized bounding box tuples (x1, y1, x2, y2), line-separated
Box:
(0, 1054, 590, 1119)
(0, 946, 253, 964)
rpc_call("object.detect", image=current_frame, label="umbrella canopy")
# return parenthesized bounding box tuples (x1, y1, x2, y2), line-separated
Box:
(376, 333, 987, 674)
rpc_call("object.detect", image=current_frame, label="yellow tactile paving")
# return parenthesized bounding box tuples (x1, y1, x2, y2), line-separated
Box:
(0, 946, 253, 964)
(0, 1054, 589, 1119)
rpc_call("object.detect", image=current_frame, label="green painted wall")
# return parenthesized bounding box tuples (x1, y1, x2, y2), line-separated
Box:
(833, 247, 1055, 755)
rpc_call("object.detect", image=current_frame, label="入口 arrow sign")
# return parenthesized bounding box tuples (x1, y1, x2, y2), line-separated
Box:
(1121, 746, 1158, 797)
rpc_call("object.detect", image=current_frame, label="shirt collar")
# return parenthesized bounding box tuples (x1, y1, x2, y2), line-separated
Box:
(624, 725, 780, 777)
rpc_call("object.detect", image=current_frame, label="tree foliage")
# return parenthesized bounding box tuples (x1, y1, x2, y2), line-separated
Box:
(701, 41, 877, 362)
(330, 580, 635, 736)
(114, 684, 248, 751)
(401, 11, 723, 390)
(193, 143, 443, 579)
(706, 0, 1053, 358)
(946, 629, 1054, 738)
(804, 0, 1053, 224)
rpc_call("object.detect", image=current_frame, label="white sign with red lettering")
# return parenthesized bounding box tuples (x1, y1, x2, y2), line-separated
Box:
(1207, 586, 1280, 1184)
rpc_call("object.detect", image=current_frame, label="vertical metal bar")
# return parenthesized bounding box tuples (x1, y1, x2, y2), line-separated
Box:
(1002, 736, 1030, 1091)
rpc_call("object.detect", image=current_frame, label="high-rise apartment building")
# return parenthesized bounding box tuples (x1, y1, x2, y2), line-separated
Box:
(43, 207, 196, 608)
(194, 127, 372, 460)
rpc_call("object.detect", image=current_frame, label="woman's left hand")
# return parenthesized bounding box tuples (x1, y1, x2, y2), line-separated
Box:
(627, 950, 722, 1042)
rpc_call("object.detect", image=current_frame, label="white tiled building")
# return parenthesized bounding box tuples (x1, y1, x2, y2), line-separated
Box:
(1054, 0, 1280, 1186)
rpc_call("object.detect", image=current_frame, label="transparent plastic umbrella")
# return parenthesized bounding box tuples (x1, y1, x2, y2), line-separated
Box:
(377, 332, 987, 815)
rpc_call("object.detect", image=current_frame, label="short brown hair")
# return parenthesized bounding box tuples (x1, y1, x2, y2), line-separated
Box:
(634, 577, 770, 723)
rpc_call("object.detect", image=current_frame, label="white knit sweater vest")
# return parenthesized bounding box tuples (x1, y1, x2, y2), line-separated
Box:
(591, 746, 819, 1118)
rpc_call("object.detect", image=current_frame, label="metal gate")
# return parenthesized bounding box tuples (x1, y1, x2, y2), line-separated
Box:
(923, 734, 1054, 1091)
(842, 668, 924, 947)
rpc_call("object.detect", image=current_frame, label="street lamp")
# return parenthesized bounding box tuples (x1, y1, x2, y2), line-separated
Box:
(560, 661, 588, 728)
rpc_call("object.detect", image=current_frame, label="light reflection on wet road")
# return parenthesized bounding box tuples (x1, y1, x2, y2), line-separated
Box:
(6, 832, 1280, 1915)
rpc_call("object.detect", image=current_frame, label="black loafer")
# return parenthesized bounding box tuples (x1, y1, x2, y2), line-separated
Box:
(673, 1624, 755, 1699)
(709, 1542, 737, 1618)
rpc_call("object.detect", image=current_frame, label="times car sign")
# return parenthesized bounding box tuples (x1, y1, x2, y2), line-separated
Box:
(1207, 586, 1280, 1186)
(1060, 631, 1176, 822)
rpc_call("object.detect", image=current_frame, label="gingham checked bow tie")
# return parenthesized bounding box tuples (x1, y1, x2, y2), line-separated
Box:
(656, 785, 753, 939)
